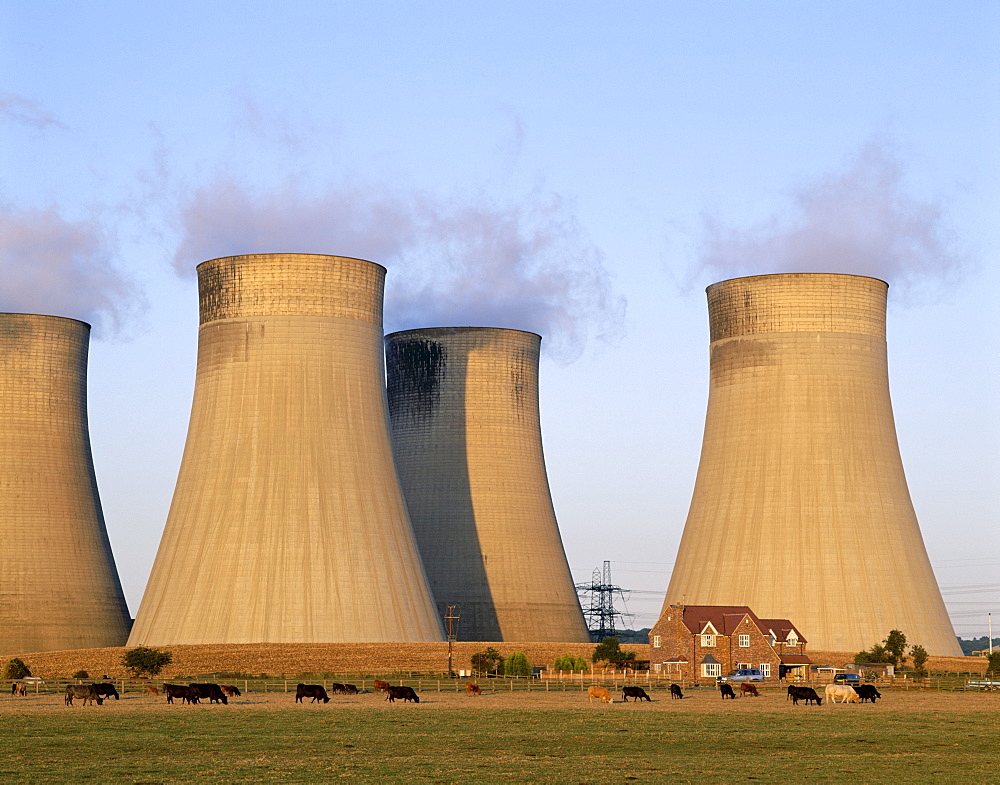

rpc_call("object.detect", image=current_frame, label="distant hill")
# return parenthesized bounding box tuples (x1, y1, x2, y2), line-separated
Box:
(588, 628, 649, 644)
(957, 636, 1000, 656)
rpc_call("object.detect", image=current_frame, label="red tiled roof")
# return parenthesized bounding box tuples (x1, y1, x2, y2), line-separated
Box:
(666, 605, 807, 643)
(779, 655, 812, 665)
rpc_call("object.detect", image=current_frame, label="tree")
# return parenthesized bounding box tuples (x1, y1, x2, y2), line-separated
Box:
(986, 652, 1000, 676)
(910, 645, 929, 677)
(554, 654, 589, 671)
(73, 670, 89, 680)
(2, 658, 31, 680)
(883, 630, 908, 669)
(592, 636, 636, 666)
(470, 647, 504, 676)
(121, 646, 173, 676)
(504, 651, 531, 677)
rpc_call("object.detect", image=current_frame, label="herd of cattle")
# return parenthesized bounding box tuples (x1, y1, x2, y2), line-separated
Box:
(13, 678, 885, 707)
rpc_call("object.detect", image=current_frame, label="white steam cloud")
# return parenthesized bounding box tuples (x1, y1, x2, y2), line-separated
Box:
(697, 141, 965, 300)
(173, 176, 624, 361)
(0, 204, 139, 335)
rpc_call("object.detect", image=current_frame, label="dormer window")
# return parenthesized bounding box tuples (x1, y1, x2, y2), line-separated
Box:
(769, 632, 777, 646)
(787, 632, 798, 645)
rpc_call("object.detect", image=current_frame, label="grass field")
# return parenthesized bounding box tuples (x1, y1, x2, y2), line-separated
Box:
(1, 688, 997, 783)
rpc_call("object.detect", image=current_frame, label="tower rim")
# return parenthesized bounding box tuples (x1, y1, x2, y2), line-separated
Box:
(0, 313, 92, 330)
(195, 253, 386, 275)
(706, 271, 888, 294)
(386, 326, 543, 342)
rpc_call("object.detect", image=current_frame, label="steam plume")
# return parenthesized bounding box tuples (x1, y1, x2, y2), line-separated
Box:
(0, 93, 67, 130)
(172, 176, 624, 361)
(697, 141, 965, 299)
(0, 204, 138, 335)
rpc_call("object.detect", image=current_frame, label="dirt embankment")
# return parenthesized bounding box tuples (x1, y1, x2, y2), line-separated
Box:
(1, 642, 643, 679)
(2, 642, 984, 680)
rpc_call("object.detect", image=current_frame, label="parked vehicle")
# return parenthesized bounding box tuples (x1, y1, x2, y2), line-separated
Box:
(833, 672, 862, 685)
(718, 668, 764, 683)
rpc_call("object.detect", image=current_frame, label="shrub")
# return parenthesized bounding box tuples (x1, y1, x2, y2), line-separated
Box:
(73, 670, 89, 680)
(910, 645, 929, 677)
(2, 658, 31, 680)
(986, 652, 1000, 676)
(121, 646, 173, 676)
(592, 636, 636, 665)
(504, 651, 531, 678)
(470, 647, 504, 676)
(554, 654, 589, 671)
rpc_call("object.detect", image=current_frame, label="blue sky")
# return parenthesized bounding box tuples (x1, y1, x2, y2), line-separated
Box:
(2, 2, 997, 639)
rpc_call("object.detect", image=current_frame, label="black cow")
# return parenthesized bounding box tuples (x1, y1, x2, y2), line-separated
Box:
(295, 684, 330, 703)
(189, 683, 228, 704)
(65, 684, 103, 706)
(622, 686, 651, 702)
(163, 684, 199, 704)
(719, 683, 736, 699)
(786, 685, 822, 706)
(343, 684, 359, 694)
(93, 683, 120, 700)
(386, 685, 419, 703)
(669, 683, 683, 699)
(329, 683, 347, 694)
(853, 684, 882, 703)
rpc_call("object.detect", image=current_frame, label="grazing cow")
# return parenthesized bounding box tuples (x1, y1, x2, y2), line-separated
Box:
(145, 686, 160, 697)
(94, 683, 120, 700)
(295, 684, 330, 704)
(669, 683, 683, 700)
(373, 679, 390, 694)
(220, 685, 242, 697)
(329, 683, 347, 694)
(386, 686, 420, 703)
(188, 683, 228, 704)
(719, 683, 736, 699)
(11, 682, 26, 697)
(343, 684, 359, 694)
(587, 686, 613, 703)
(465, 682, 482, 696)
(65, 684, 103, 706)
(740, 683, 759, 697)
(853, 684, 881, 703)
(825, 684, 860, 704)
(163, 684, 199, 704)
(786, 685, 822, 706)
(622, 686, 651, 702)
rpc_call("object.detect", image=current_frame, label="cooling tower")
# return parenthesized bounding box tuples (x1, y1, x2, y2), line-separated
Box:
(0, 314, 131, 653)
(664, 273, 961, 655)
(386, 327, 589, 642)
(128, 254, 443, 645)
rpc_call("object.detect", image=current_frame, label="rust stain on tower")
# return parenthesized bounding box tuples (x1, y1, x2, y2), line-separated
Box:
(386, 327, 589, 642)
(0, 314, 131, 653)
(665, 273, 961, 655)
(129, 254, 443, 645)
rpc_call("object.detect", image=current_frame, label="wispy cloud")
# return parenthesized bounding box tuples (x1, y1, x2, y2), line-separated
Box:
(0, 93, 67, 130)
(696, 140, 966, 301)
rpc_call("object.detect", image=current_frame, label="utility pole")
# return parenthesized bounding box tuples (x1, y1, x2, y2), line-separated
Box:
(444, 605, 460, 676)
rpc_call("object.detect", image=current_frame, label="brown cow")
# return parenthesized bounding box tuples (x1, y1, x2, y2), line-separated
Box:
(373, 680, 390, 694)
(465, 682, 482, 695)
(740, 683, 759, 697)
(145, 685, 160, 697)
(11, 683, 26, 697)
(220, 685, 242, 697)
(587, 686, 612, 703)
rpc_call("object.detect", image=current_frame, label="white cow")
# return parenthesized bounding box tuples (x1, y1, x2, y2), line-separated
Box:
(824, 684, 860, 704)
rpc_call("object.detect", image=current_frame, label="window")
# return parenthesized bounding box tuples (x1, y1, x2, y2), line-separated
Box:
(760, 663, 771, 678)
(787, 632, 798, 645)
(736, 662, 751, 670)
(701, 634, 715, 647)
(738, 634, 750, 647)
(653, 635, 661, 648)
(701, 663, 721, 678)
(653, 663, 661, 674)
(769, 632, 777, 646)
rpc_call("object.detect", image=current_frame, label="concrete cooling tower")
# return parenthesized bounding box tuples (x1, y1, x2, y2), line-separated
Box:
(128, 254, 443, 645)
(386, 327, 589, 643)
(0, 314, 131, 653)
(664, 273, 961, 655)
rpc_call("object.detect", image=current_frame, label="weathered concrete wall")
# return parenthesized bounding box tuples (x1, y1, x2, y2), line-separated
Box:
(386, 327, 589, 643)
(0, 314, 130, 652)
(664, 273, 961, 655)
(129, 254, 443, 644)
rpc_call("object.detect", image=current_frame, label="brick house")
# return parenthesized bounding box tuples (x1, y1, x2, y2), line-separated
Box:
(648, 605, 810, 682)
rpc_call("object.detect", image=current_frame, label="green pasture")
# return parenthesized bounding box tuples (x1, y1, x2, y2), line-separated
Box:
(1, 702, 996, 783)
